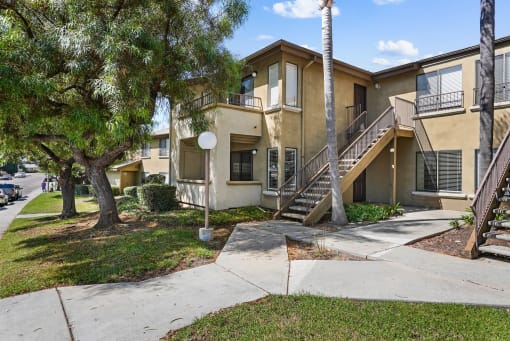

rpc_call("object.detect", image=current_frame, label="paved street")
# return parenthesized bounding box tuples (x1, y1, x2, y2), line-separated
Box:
(0, 172, 45, 238)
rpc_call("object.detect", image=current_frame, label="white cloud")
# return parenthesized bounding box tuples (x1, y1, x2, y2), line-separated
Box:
(372, 57, 392, 66)
(263, 6, 271, 11)
(256, 34, 274, 41)
(377, 40, 419, 56)
(373, 0, 404, 5)
(300, 44, 318, 51)
(273, 0, 340, 19)
(396, 58, 412, 64)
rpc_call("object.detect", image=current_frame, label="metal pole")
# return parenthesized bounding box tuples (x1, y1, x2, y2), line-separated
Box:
(204, 149, 210, 229)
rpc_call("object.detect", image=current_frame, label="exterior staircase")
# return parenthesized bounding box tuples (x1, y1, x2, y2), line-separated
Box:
(466, 127, 510, 258)
(274, 99, 415, 226)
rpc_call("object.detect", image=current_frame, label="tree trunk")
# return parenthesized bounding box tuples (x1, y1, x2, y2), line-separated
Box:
(87, 163, 121, 228)
(321, 1, 348, 226)
(479, 0, 495, 184)
(59, 163, 77, 218)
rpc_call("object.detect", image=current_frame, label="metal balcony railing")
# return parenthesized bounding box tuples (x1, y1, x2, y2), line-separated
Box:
(473, 82, 510, 105)
(416, 90, 464, 114)
(177, 93, 263, 117)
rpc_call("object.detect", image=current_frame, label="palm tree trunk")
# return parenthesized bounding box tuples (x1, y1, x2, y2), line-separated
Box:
(479, 0, 495, 183)
(321, 0, 347, 226)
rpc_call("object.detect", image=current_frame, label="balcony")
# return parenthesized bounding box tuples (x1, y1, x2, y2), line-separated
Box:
(473, 82, 510, 105)
(416, 91, 464, 114)
(177, 93, 263, 118)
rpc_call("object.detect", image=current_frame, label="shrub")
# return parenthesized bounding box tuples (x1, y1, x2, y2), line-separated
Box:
(123, 186, 138, 198)
(145, 174, 166, 184)
(449, 220, 461, 229)
(138, 184, 177, 212)
(111, 185, 121, 196)
(344, 203, 390, 223)
(75, 184, 90, 196)
(460, 214, 474, 226)
(116, 196, 140, 212)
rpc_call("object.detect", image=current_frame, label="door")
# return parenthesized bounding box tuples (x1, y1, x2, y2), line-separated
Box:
(353, 84, 367, 118)
(353, 170, 366, 202)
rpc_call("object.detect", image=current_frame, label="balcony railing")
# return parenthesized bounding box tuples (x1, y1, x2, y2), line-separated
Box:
(473, 82, 510, 105)
(177, 93, 263, 117)
(416, 91, 464, 114)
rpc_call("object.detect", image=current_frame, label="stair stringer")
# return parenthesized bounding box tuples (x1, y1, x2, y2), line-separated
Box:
(303, 128, 396, 226)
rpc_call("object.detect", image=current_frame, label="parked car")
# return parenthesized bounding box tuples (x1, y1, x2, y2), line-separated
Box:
(0, 189, 8, 207)
(0, 184, 17, 201)
(14, 172, 26, 178)
(0, 174, 12, 180)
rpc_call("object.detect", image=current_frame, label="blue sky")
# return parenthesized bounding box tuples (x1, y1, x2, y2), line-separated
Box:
(225, 0, 510, 72)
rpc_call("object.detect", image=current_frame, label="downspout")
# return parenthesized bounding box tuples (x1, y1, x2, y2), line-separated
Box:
(301, 58, 316, 166)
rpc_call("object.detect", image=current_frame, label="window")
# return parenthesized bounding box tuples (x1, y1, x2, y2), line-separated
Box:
(179, 138, 204, 180)
(474, 148, 498, 189)
(416, 150, 462, 192)
(475, 52, 510, 104)
(416, 65, 463, 113)
(268, 63, 279, 107)
(230, 151, 253, 181)
(159, 138, 169, 157)
(141, 142, 150, 158)
(267, 148, 278, 190)
(284, 148, 297, 189)
(285, 63, 298, 107)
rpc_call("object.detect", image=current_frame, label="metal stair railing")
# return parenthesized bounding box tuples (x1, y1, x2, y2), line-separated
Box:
(299, 107, 396, 213)
(277, 111, 368, 209)
(470, 127, 510, 253)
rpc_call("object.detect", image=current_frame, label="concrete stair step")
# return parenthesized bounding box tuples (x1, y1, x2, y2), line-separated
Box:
(281, 212, 306, 221)
(483, 231, 510, 242)
(289, 205, 313, 213)
(488, 220, 510, 229)
(478, 244, 510, 257)
(498, 196, 510, 202)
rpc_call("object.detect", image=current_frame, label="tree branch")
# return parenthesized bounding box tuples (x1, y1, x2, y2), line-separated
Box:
(32, 134, 67, 143)
(112, 0, 125, 20)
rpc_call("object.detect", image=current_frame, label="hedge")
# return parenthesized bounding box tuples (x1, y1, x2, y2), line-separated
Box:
(138, 184, 177, 212)
(145, 174, 166, 184)
(111, 185, 121, 196)
(123, 186, 138, 198)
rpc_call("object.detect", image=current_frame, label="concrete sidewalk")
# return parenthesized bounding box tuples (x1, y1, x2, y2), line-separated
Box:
(1, 209, 509, 341)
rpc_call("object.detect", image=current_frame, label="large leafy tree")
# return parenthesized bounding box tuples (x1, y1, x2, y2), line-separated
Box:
(0, 0, 248, 227)
(479, 0, 495, 183)
(320, 0, 347, 225)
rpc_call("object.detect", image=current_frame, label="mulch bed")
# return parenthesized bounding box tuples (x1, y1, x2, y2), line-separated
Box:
(286, 238, 365, 261)
(409, 225, 473, 258)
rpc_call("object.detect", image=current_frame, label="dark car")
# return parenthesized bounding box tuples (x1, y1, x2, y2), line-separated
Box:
(0, 184, 17, 201)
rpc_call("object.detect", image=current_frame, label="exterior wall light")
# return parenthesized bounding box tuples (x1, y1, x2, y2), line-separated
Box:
(251, 71, 258, 78)
(252, 149, 257, 155)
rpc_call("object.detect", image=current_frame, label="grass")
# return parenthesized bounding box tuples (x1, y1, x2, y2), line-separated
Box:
(0, 198, 271, 298)
(344, 203, 400, 223)
(167, 295, 510, 340)
(19, 192, 98, 214)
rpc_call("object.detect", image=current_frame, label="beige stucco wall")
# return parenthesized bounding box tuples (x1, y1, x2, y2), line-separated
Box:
(365, 44, 510, 211)
(141, 135, 170, 180)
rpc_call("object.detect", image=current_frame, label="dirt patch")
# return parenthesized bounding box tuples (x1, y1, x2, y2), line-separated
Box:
(410, 225, 473, 258)
(286, 238, 365, 261)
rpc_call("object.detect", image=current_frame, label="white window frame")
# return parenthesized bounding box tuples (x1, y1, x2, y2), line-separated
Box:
(267, 148, 278, 190)
(159, 138, 169, 157)
(285, 63, 298, 107)
(141, 142, 151, 158)
(268, 63, 279, 108)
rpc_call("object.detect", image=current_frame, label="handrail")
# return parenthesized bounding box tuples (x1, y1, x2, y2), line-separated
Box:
(277, 109, 369, 207)
(471, 126, 510, 251)
(416, 90, 464, 114)
(177, 93, 263, 117)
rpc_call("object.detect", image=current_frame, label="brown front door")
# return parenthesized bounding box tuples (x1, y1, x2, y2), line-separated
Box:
(353, 84, 367, 117)
(353, 170, 366, 202)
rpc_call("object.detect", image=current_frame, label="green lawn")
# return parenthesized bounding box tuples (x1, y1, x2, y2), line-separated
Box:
(0, 200, 271, 298)
(19, 192, 98, 214)
(168, 295, 510, 340)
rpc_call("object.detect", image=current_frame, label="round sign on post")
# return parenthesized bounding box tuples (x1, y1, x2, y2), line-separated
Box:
(198, 131, 217, 150)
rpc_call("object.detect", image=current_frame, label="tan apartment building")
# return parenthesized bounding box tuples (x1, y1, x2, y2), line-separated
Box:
(108, 129, 171, 191)
(169, 37, 510, 224)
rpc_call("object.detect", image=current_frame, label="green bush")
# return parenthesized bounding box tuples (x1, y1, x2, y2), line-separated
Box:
(344, 203, 390, 223)
(138, 184, 177, 212)
(75, 184, 90, 196)
(145, 174, 166, 184)
(123, 186, 138, 198)
(111, 185, 121, 196)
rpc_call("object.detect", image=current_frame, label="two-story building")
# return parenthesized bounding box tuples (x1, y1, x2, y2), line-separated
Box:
(169, 37, 510, 225)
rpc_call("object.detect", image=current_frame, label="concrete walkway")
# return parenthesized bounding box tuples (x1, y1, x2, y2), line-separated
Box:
(1, 209, 509, 341)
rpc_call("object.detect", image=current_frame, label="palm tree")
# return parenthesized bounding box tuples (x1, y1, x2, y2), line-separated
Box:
(320, 0, 348, 225)
(479, 0, 495, 183)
